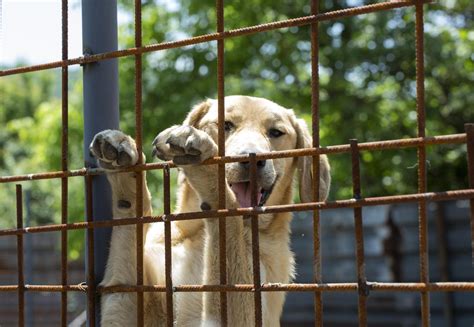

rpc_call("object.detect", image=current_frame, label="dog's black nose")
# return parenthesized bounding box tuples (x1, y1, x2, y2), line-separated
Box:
(239, 151, 266, 168)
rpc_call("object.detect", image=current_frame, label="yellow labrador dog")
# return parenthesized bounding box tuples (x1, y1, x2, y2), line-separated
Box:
(90, 95, 330, 326)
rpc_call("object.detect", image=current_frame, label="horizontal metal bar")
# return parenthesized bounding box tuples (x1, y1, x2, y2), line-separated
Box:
(0, 0, 430, 77)
(0, 133, 466, 184)
(101, 282, 474, 293)
(0, 282, 472, 293)
(0, 189, 472, 237)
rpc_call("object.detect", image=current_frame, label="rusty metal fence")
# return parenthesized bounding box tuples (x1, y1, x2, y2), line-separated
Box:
(1, 0, 474, 326)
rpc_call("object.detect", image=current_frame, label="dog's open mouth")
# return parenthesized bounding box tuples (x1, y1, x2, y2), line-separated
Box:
(229, 182, 273, 207)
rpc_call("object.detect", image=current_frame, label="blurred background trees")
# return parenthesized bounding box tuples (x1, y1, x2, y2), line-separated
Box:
(0, 0, 472, 258)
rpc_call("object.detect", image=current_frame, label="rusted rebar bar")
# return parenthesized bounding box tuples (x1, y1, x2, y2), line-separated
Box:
(0, 134, 467, 185)
(163, 166, 174, 327)
(134, 1, 145, 325)
(0, 0, 431, 78)
(249, 154, 262, 326)
(415, 1, 430, 325)
(2, 282, 474, 294)
(1, 189, 473, 238)
(350, 140, 368, 326)
(311, 0, 323, 325)
(216, 0, 228, 324)
(86, 176, 96, 326)
(16, 185, 25, 327)
(60, 1, 69, 325)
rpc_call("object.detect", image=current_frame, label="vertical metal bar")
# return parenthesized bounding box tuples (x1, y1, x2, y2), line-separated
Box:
(81, 1, 119, 325)
(163, 165, 174, 327)
(134, 1, 144, 326)
(465, 123, 474, 264)
(249, 154, 262, 326)
(310, 0, 323, 326)
(61, 1, 69, 325)
(434, 202, 454, 327)
(16, 185, 25, 327)
(216, 0, 228, 324)
(415, 1, 430, 326)
(86, 176, 96, 327)
(350, 140, 368, 326)
(24, 190, 33, 327)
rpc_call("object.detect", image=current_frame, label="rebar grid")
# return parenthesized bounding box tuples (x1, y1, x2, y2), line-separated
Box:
(1, 0, 473, 326)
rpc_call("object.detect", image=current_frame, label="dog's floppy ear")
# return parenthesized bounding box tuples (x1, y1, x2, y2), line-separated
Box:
(183, 99, 212, 127)
(290, 111, 331, 202)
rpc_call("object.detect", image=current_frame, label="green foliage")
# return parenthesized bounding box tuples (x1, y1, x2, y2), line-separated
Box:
(0, 70, 85, 259)
(0, 0, 472, 259)
(117, 0, 473, 199)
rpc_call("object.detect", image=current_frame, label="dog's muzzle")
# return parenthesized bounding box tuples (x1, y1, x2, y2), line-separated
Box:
(226, 150, 277, 207)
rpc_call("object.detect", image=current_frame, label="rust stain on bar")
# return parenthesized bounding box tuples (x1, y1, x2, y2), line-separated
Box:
(99, 282, 474, 293)
(163, 166, 174, 326)
(415, 1, 430, 326)
(60, 1, 69, 325)
(465, 123, 474, 265)
(16, 185, 25, 327)
(350, 140, 368, 326)
(216, 0, 228, 324)
(1, 281, 474, 294)
(134, 0, 145, 325)
(249, 154, 262, 326)
(86, 176, 96, 326)
(0, 0, 429, 78)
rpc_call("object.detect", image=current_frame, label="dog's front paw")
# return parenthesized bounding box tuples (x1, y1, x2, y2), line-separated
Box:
(90, 130, 139, 169)
(152, 125, 217, 165)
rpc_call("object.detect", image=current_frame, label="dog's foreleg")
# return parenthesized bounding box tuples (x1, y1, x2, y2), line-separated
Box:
(153, 125, 256, 325)
(182, 166, 254, 326)
(100, 169, 154, 325)
(90, 130, 155, 325)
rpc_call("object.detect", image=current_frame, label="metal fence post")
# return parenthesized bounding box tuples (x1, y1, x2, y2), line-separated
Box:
(82, 0, 119, 325)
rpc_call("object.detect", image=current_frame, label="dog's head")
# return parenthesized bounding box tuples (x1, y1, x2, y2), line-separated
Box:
(184, 95, 330, 209)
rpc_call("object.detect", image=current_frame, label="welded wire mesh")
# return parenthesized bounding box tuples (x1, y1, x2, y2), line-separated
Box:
(1, 0, 474, 326)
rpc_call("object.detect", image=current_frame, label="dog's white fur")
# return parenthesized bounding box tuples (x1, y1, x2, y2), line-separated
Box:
(90, 96, 331, 326)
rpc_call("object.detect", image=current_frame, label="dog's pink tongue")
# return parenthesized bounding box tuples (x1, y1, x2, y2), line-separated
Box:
(230, 182, 262, 207)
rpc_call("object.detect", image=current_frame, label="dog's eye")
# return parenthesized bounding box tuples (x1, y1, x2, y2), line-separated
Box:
(269, 128, 285, 138)
(224, 121, 234, 132)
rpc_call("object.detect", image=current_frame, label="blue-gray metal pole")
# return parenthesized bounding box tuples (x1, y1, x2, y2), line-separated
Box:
(82, 1, 119, 325)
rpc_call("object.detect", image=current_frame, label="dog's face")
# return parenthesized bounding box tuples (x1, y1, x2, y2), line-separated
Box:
(185, 95, 330, 208)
